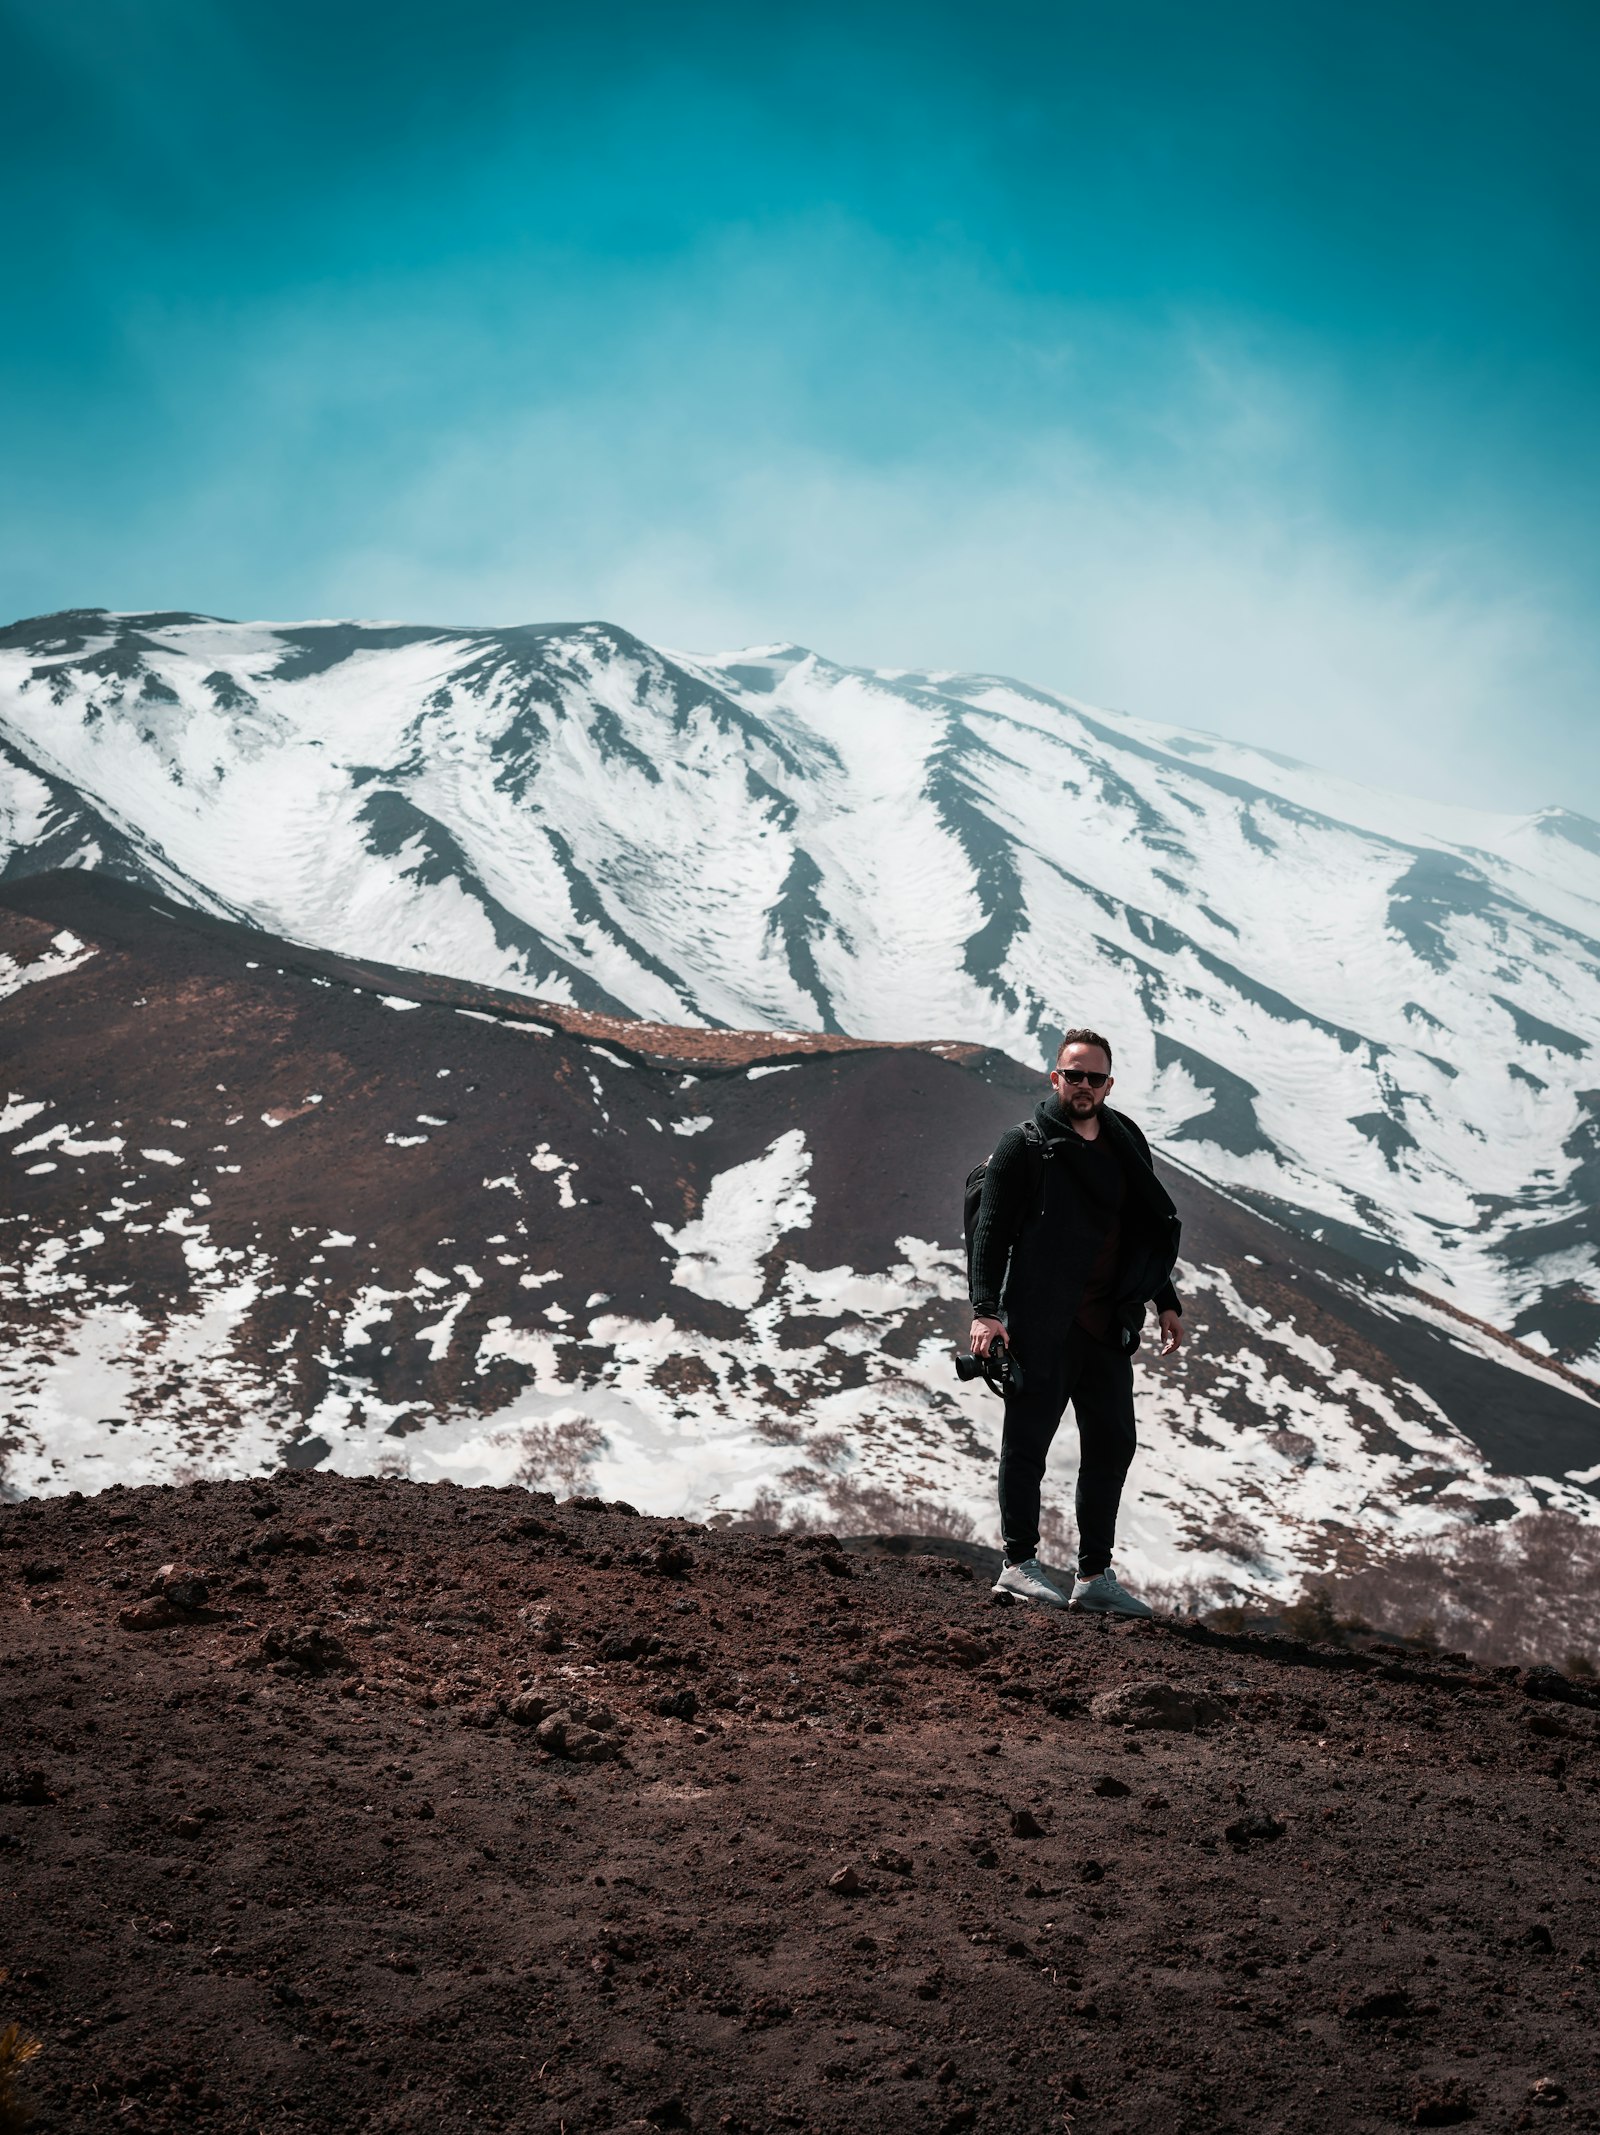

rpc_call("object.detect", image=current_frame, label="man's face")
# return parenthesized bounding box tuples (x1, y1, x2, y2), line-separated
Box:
(1050, 1042, 1114, 1119)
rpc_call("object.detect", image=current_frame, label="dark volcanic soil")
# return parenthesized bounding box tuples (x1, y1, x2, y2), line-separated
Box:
(4, 1477, 1599, 2135)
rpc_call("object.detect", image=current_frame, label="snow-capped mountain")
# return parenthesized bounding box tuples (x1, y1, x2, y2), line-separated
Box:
(3, 607, 1598, 1374)
(6, 872, 1596, 1598)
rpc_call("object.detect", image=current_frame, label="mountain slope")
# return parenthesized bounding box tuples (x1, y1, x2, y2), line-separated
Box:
(4, 871, 1597, 1602)
(3, 609, 1599, 1373)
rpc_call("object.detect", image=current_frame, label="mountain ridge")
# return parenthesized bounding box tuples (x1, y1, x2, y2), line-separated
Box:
(3, 607, 1599, 1377)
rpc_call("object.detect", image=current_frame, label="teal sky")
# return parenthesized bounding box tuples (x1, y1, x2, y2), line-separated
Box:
(3, 0, 1597, 815)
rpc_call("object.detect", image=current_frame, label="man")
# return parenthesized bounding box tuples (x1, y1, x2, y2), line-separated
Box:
(968, 1028, 1183, 1615)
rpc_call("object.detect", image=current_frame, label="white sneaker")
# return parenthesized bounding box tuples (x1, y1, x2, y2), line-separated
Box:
(1070, 1569, 1153, 1618)
(992, 1557, 1071, 1607)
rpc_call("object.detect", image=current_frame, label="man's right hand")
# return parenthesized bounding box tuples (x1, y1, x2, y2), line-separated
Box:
(969, 1315, 1006, 1357)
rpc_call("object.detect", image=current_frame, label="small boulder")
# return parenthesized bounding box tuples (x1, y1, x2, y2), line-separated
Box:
(1010, 1808, 1045, 1838)
(535, 1711, 617, 1763)
(943, 1629, 988, 1668)
(251, 1622, 351, 1676)
(520, 1606, 566, 1652)
(1410, 2081, 1474, 2126)
(152, 1564, 211, 1612)
(1091, 1774, 1131, 1799)
(1090, 1681, 1229, 1731)
(827, 1865, 861, 1894)
(599, 1629, 651, 1663)
(1223, 1811, 1285, 1846)
(1342, 1987, 1411, 2022)
(0, 1767, 52, 1805)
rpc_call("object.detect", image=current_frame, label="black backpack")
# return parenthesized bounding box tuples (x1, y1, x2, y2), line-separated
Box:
(963, 1119, 1053, 1294)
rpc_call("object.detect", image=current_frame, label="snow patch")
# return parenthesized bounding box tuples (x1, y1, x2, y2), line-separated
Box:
(654, 1129, 815, 1309)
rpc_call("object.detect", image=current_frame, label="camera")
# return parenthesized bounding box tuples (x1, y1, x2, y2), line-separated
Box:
(953, 1334, 1024, 1397)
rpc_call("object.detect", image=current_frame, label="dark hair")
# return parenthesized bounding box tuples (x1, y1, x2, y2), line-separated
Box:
(1056, 1027, 1112, 1068)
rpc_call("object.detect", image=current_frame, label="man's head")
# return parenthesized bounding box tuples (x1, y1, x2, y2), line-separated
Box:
(1050, 1027, 1114, 1121)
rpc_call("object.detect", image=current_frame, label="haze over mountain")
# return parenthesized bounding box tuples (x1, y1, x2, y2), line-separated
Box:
(4, 608, 1598, 1383)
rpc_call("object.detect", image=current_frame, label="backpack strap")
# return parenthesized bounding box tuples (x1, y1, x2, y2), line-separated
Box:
(1018, 1117, 1054, 1223)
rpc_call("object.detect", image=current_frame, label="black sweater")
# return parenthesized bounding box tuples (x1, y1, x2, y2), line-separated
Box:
(969, 1098, 1182, 1351)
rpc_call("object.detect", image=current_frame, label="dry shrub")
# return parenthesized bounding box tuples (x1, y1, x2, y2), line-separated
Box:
(1318, 1510, 1600, 1671)
(0, 2001, 43, 2133)
(1139, 1575, 1213, 1618)
(494, 1417, 608, 1497)
(1037, 1498, 1075, 1563)
(1277, 1588, 1347, 1646)
(752, 1416, 805, 1446)
(1197, 1511, 1271, 1568)
(763, 1465, 978, 1541)
(731, 1489, 788, 1534)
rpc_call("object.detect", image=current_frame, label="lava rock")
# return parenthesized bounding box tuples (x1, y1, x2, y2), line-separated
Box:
(1090, 1682, 1229, 1731)
(536, 1711, 618, 1762)
(152, 1564, 211, 1611)
(1341, 1987, 1411, 2021)
(0, 1768, 52, 1805)
(20, 1558, 63, 1584)
(1410, 2080, 1475, 2125)
(1224, 1812, 1285, 1846)
(1010, 1808, 1045, 1838)
(827, 1865, 861, 1893)
(1091, 1774, 1131, 1798)
(600, 1629, 651, 1662)
(943, 1630, 988, 1668)
(251, 1623, 351, 1676)
(520, 1607, 567, 1652)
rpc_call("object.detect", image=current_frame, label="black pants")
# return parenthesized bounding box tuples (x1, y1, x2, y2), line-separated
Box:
(998, 1326, 1136, 1577)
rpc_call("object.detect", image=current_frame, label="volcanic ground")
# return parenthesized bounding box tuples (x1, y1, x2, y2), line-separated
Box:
(3, 1474, 1599, 2135)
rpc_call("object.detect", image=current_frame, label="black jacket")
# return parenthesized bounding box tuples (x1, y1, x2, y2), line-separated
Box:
(968, 1098, 1182, 1353)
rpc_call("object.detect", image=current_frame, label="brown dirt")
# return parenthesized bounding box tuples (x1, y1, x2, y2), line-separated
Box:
(4, 1477, 1600, 2135)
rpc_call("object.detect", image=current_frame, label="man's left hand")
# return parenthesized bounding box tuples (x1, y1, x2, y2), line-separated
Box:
(1158, 1309, 1183, 1356)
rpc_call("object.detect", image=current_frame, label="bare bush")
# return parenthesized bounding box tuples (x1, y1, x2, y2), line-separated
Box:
(494, 1417, 608, 1497)
(1139, 1575, 1213, 1618)
(773, 1464, 977, 1541)
(1037, 1498, 1075, 1564)
(720, 1489, 787, 1533)
(1317, 1510, 1600, 1671)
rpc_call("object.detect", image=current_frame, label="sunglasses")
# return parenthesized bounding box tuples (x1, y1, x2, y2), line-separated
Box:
(1054, 1067, 1110, 1088)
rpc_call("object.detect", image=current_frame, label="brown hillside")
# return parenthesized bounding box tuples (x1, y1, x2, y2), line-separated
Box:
(3, 1475, 1598, 2135)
